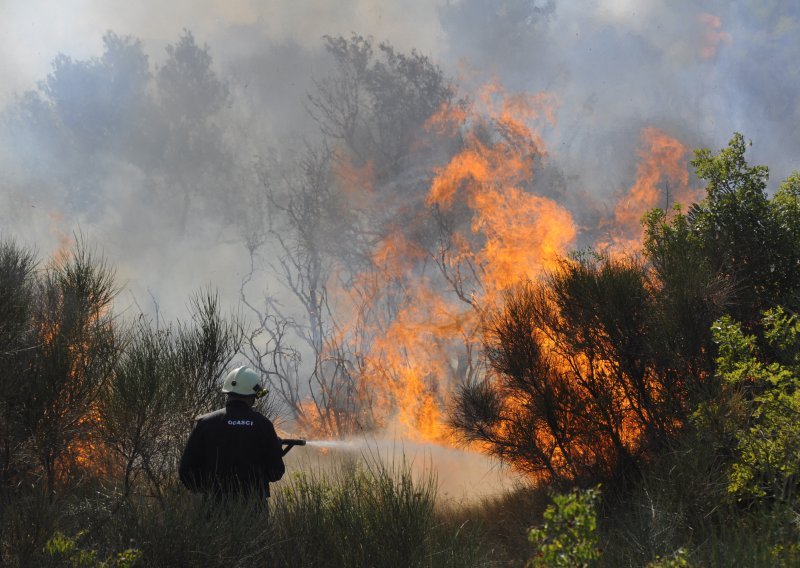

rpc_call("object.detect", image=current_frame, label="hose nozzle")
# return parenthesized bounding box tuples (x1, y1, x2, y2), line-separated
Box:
(280, 438, 306, 456)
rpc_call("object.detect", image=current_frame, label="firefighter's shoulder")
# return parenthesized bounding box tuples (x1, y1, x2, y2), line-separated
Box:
(194, 408, 226, 423)
(239, 408, 273, 432)
(255, 413, 280, 436)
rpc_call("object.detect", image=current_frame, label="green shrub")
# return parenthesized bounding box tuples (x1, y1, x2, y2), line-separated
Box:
(43, 530, 141, 567)
(527, 487, 601, 568)
(268, 456, 484, 568)
(52, 456, 487, 568)
(713, 308, 800, 502)
(646, 548, 693, 567)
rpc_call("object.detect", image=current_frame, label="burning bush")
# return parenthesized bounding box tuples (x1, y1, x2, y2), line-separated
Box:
(452, 134, 800, 485)
(0, 236, 119, 493)
(451, 255, 699, 483)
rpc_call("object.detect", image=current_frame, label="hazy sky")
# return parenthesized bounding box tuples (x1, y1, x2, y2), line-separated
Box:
(0, 0, 447, 101)
(4, 1, 796, 171)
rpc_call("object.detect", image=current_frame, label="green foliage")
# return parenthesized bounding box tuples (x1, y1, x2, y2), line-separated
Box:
(643, 206, 726, 393)
(712, 308, 800, 502)
(673, 134, 799, 323)
(453, 133, 800, 486)
(268, 457, 480, 567)
(772, 173, 800, 294)
(44, 531, 98, 567)
(596, 426, 800, 567)
(452, 132, 800, 565)
(644, 133, 800, 372)
(82, 458, 483, 568)
(646, 548, 693, 568)
(527, 487, 601, 568)
(43, 531, 141, 567)
(4, 130, 800, 566)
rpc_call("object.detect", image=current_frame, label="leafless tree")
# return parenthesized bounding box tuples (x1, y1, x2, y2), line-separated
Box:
(241, 147, 370, 436)
(241, 35, 480, 437)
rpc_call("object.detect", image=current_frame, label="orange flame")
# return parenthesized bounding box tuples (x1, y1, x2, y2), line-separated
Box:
(697, 13, 732, 60)
(332, 147, 375, 202)
(428, 87, 574, 294)
(329, 84, 577, 445)
(603, 127, 694, 254)
(363, 280, 470, 444)
(63, 406, 113, 479)
(294, 83, 696, 475)
(48, 211, 73, 263)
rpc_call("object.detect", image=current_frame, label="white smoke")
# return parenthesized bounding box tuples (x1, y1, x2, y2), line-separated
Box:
(1, 0, 797, 320)
(2, 0, 798, 498)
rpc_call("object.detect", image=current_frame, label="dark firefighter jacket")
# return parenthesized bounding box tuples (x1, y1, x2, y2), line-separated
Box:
(179, 399, 285, 498)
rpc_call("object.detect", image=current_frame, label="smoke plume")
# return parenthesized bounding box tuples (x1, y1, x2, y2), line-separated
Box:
(2, 0, 799, 493)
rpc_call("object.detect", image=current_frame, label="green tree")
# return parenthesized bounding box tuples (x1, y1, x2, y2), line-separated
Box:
(43, 530, 141, 567)
(643, 206, 730, 402)
(713, 307, 800, 503)
(771, 172, 800, 307)
(453, 133, 800, 484)
(687, 133, 799, 323)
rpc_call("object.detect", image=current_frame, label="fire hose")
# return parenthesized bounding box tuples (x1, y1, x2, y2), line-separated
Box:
(280, 438, 306, 456)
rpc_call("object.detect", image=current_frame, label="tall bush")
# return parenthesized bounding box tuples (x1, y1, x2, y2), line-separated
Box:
(0, 237, 119, 493)
(99, 289, 242, 498)
(453, 133, 800, 485)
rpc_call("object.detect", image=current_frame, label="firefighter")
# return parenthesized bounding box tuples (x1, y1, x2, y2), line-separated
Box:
(179, 366, 285, 502)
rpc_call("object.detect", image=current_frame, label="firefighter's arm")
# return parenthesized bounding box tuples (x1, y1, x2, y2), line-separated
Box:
(263, 421, 286, 482)
(179, 420, 205, 492)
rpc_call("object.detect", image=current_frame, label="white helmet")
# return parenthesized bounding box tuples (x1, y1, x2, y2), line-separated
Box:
(221, 366, 267, 398)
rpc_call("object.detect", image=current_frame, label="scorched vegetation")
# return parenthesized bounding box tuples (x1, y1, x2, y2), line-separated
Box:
(1, 27, 800, 567)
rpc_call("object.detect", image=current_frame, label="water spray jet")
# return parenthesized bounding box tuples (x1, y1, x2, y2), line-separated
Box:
(298, 434, 526, 500)
(304, 439, 367, 451)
